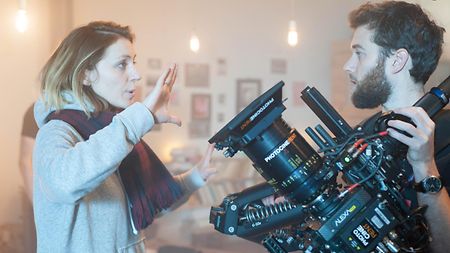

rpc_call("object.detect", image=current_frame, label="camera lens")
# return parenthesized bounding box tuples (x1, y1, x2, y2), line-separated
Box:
(242, 117, 325, 204)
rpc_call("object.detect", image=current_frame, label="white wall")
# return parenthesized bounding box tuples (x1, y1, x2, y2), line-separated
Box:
(71, 0, 449, 161)
(71, 0, 365, 161)
(0, 0, 53, 224)
(0, 0, 448, 227)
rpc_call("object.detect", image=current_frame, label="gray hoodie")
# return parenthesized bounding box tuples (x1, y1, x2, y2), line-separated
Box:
(33, 95, 205, 253)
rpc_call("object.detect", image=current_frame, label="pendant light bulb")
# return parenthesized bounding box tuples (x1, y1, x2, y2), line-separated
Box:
(16, 8, 28, 33)
(287, 20, 298, 47)
(190, 33, 200, 53)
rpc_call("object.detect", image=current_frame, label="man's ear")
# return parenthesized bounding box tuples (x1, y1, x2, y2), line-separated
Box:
(390, 48, 409, 74)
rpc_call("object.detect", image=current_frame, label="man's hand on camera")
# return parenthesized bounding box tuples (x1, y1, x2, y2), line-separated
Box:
(261, 195, 286, 206)
(387, 107, 440, 181)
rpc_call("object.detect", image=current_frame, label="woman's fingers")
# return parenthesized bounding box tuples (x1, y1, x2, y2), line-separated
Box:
(157, 67, 171, 89)
(163, 63, 177, 86)
(167, 114, 182, 127)
(202, 143, 215, 165)
(169, 65, 177, 91)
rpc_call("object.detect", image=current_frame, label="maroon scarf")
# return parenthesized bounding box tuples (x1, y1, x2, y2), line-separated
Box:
(47, 109, 182, 231)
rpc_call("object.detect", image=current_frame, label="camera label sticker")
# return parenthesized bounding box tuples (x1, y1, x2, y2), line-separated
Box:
(375, 207, 391, 225)
(351, 219, 378, 248)
(370, 215, 384, 229)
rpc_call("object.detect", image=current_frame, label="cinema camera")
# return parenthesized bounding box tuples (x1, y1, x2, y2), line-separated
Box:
(208, 76, 450, 253)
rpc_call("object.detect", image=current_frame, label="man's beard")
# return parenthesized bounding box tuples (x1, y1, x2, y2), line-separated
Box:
(351, 60, 392, 109)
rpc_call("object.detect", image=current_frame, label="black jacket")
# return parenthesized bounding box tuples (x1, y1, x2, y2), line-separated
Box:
(360, 109, 450, 201)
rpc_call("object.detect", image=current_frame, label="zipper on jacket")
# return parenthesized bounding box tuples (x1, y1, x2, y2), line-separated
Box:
(116, 170, 138, 235)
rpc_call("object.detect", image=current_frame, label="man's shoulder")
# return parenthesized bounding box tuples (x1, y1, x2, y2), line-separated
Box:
(434, 109, 450, 127)
(433, 109, 450, 183)
(359, 111, 382, 133)
(433, 109, 450, 148)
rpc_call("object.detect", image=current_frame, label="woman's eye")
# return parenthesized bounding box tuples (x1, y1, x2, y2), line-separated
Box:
(117, 62, 127, 69)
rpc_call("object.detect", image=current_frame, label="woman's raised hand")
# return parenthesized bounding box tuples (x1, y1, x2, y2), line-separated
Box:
(143, 63, 181, 126)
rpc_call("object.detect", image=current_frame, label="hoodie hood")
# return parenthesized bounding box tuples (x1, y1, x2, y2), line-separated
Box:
(34, 92, 95, 128)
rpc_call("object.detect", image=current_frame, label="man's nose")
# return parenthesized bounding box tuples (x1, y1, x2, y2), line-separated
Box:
(343, 56, 355, 74)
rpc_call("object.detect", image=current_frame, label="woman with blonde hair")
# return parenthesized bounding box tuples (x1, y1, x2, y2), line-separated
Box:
(33, 21, 215, 252)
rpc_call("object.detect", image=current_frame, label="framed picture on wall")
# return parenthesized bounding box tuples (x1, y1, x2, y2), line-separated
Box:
(190, 94, 211, 138)
(191, 94, 211, 120)
(236, 79, 262, 113)
(271, 58, 287, 74)
(218, 93, 226, 105)
(217, 58, 227, 75)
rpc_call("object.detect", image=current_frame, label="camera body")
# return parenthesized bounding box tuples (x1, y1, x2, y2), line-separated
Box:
(209, 77, 449, 253)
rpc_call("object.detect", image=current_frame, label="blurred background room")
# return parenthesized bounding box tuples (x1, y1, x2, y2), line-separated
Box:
(0, 0, 448, 252)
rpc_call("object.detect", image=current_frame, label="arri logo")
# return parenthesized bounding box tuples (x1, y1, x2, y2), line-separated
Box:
(334, 205, 356, 227)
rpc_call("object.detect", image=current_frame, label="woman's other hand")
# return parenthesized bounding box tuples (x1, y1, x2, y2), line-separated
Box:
(196, 143, 217, 181)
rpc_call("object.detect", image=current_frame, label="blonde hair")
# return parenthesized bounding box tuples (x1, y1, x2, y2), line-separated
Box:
(40, 21, 135, 116)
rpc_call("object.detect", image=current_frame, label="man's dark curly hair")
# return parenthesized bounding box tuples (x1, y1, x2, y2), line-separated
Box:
(349, 1, 445, 84)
